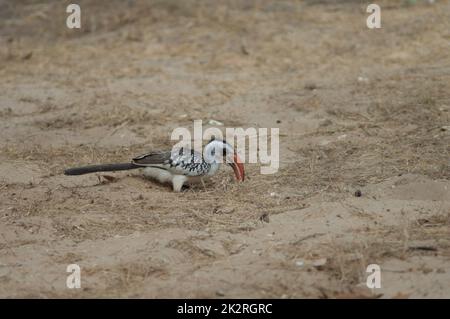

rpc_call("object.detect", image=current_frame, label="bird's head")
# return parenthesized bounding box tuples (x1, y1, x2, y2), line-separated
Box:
(204, 138, 245, 181)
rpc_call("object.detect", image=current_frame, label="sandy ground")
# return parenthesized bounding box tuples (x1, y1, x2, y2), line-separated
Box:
(0, 0, 449, 298)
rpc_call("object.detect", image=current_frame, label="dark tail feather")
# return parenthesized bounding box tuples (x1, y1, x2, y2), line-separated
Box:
(64, 163, 139, 176)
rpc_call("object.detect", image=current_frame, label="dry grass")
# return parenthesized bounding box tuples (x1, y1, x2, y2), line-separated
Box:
(0, 0, 449, 298)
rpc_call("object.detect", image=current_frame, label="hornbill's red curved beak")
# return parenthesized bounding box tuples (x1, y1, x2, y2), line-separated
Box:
(229, 153, 245, 181)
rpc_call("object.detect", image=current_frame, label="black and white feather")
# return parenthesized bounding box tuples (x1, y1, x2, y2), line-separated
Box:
(132, 147, 213, 177)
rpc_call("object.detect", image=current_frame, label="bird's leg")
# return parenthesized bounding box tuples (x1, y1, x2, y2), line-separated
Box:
(172, 175, 188, 192)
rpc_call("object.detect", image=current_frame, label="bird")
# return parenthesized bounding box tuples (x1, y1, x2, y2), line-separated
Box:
(64, 139, 245, 192)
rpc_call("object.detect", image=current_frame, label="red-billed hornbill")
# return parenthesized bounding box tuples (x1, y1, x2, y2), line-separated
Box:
(64, 139, 245, 192)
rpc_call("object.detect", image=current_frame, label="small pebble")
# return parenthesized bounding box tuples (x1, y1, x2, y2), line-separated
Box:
(304, 83, 317, 90)
(354, 190, 362, 197)
(208, 119, 224, 126)
(216, 290, 225, 297)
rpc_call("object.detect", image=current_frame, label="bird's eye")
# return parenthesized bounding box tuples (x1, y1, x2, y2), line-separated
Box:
(210, 148, 215, 156)
(178, 147, 184, 156)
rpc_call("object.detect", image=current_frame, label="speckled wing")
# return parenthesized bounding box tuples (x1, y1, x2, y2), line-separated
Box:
(132, 147, 211, 177)
(132, 151, 172, 166)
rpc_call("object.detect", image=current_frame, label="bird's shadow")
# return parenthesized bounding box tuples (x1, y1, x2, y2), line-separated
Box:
(61, 172, 209, 193)
(133, 174, 207, 192)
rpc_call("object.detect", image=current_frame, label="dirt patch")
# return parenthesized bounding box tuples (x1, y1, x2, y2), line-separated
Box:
(0, 0, 449, 298)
